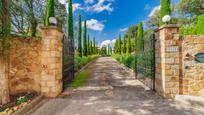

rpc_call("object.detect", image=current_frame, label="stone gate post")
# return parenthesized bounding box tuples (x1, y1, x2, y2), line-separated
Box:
(155, 24, 180, 98)
(40, 27, 63, 97)
(0, 43, 10, 104)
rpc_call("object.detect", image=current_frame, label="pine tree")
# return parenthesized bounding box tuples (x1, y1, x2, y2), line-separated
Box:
(127, 35, 131, 54)
(83, 20, 88, 56)
(68, 0, 74, 39)
(45, 0, 55, 26)
(137, 22, 144, 52)
(123, 38, 126, 54)
(160, 0, 171, 26)
(77, 14, 82, 57)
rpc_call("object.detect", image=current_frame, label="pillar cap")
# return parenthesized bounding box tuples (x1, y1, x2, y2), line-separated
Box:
(155, 24, 180, 32)
(40, 26, 63, 33)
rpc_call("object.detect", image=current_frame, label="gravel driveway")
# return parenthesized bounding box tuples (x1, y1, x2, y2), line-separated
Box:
(30, 57, 204, 115)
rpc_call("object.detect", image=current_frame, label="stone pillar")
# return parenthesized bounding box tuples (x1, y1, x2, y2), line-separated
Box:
(40, 27, 63, 97)
(155, 24, 180, 98)
(0, 42, 10, 104)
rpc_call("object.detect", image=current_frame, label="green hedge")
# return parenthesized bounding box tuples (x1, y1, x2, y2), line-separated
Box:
(74, 55, 99, 71)
(113, 54, 136, 70)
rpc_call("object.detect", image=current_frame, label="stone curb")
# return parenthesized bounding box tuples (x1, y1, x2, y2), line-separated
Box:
(13, 95, 44, 115)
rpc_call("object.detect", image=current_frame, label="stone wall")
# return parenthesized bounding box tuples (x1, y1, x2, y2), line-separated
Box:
(0, 42, 10, 105)
(181, 36, 204, 96)
(8, 38, 42, 95)
(40, 27, 63, 97)
(0, 27, 63, 105)
(155, 25, 204, 98)
(155, 25, 180, 98)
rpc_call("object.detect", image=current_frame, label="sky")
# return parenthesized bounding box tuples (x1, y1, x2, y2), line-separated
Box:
(59, 0, 180, 46)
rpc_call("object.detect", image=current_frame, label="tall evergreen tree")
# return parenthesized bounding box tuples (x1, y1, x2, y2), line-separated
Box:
(68, 0, 74, 39)
(127, 35, 131, 54)
(87, 34, 90, 55)
(118, 35, 122, 54)
(123, 38, 126, 54)
(160, 0, 171, 26)
(45, 0, 55, 26)
(83, 20, 88, 56)
(137, 22, 144, 52)
(77, 14, 82, 57)
(90, 40, 93, 55)
(93, 37, 96, 54)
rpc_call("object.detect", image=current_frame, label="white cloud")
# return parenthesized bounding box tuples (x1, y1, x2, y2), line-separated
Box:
(58, 0, 67, 4)
(83, 19, 105, 32)
(100, 39, 116, 48)
(148, 5, 160, 17)
(119, 27, 128, 32)
(86, 0, 114, 13)
(72, 3, 82, 12)
(84, 0, 94, 4)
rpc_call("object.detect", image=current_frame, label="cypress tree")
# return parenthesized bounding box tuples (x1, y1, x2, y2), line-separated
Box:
(137, 22, 144, 52)
(68, 0, 74, 39)
(45, 0, 55, 26)
(123, 38, 126, 54)
(83, 20, 87, 56)
(160, 0, 171, 26)
(118, 35, 122, 54)
(77, 14, 82, 57)
(87, 34, 90, 55)
(93, 37, 96, 54)
(90, 40, 93, 55)
(127, 35, 131, 54)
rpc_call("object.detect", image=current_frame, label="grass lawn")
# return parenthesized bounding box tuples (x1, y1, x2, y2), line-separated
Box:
(70, 70, 92, 89)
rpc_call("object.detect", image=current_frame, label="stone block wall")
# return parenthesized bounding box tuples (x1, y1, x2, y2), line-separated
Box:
(155, 25, 180, 98)
(0, 27, 63, 105)
(181, 36, 204, 96)
(40, 27, 63, 97)
(155, 25, 204, 98)
(8, 38, 42, 95)
(0, 42, 10, 105)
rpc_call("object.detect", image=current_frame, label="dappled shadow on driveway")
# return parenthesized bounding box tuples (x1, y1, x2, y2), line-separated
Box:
(31, 57, 204, 115)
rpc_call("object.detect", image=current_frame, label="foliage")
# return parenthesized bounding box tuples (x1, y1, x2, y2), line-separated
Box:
(136, 22, 144, 52)
(179, 0, 204, 16)
(137, 49, 154, 78)
(74, 55, 99, 71)
(70, 70, 91, 89)
(195, 14, 204, 35)
(124, 25, 138, 38)
(0, 0, 11, 52)
(16, 96, 29, 105)
(122, 38, 126, 54)
(100, 46, 109, 56)
(87, 35, 90, 55)
(44, 0, 55, 26)
(68, 0, 74, 39)
(126, 36, 131, 54)
(113, 54, 136, 70)
(77, 14, 82, 57)
(83, 20, 88, 56)
(160, 0, 171, 26)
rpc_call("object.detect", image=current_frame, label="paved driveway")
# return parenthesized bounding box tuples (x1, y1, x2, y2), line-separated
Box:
(31, 57, 203, 115)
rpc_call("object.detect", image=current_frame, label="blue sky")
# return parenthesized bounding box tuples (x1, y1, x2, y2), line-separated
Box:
(59, 0, 180, 46)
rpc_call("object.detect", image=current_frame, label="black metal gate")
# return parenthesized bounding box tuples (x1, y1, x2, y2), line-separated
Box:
(62, 35, 74, 89)
(136, 32, 155, 90)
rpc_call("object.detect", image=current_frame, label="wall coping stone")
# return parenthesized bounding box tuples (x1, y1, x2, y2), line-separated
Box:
(155, 24, 180, 32)
(40, 26, 63, 33)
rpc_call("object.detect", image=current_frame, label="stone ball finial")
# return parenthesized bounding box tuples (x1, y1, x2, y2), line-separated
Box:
(162, 15, 171, 24)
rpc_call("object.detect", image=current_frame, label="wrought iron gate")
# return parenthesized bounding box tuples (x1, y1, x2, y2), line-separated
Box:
(136, 33, 155, 90)
(62, 35, 74, 89)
